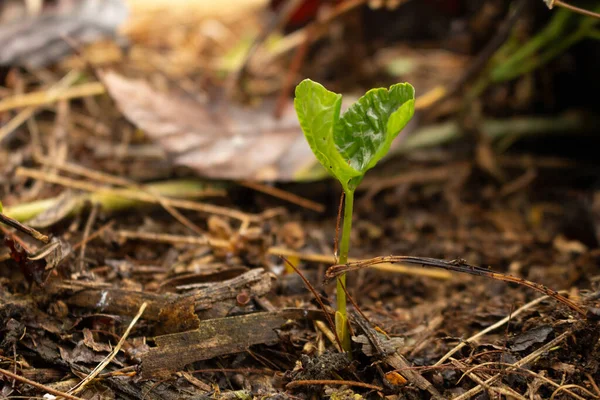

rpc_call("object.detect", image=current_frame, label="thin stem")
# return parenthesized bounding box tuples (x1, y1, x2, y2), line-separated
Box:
(553, 0, 600, 19)
(336, 189, 354, 351)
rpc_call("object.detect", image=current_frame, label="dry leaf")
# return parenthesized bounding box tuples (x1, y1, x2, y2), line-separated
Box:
(101, 71, 322, 181)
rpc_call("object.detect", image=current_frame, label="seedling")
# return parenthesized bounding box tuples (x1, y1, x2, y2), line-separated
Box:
(294, 79, 415, 351)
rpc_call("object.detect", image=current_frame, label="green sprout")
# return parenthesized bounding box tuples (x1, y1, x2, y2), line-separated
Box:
(294, 79, 415, 352)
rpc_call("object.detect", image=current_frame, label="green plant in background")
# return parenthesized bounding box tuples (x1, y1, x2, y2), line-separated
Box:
(294, 79, 415, 352)
(491, 6, 600, 83)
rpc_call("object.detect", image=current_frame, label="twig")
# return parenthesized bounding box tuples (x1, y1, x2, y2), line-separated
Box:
(286, 379, 382, 391)
(114, 230, 451, 280)
(34, 157, 209, 235)
(0, 213, 49, 243)
(280, 256, 343, 352)
(385, 353, 444, 399)
(586, 372, 600, 397)
(72, 220, 115, 251)
(434, 295, 551, 366)
(550, 384, 599, 400)
(452, 330, 573, 400)
(451, 359, 527, 400)
(68, 302, 147, 395)
(0, 108, 36, 144)
(0, 368, 84, 400)
(327, 256, 586, 316)
(117, 230, 229, 248)
(15, 167, 253, 221)
(0, 70, 80, 143)
(239, 180, 324, 213)
(314, 320, 341, 351)
(546, 0, 600, 19)
(0, 82, 105, 112)
(457, 361, 592, 400)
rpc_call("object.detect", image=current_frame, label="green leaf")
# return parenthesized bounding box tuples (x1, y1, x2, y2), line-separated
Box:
(294, 79, 415, 192)
(0, 201, 3, 212)
(335, 83, 415, 189)
(294, 79, 362, 191)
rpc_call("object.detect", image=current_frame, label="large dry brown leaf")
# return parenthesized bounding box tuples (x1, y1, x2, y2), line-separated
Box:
(101, 71, 319, 181)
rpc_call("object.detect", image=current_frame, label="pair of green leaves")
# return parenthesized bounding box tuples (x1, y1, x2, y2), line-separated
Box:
(294, 79, 415, 192)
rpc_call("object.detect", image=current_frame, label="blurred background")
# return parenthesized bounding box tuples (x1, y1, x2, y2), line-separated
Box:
(2, 0, 600, 252)
(1, 0, 599, 179)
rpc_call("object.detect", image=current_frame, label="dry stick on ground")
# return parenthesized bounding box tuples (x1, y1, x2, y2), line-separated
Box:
(0, 213, 49, 243)
(342, 293, 445, 399)
(68, 302, 147, 395)
(434, 295, 551, 366)
(72, 220, 115, 251)
(286, 379, 383, 391)
(455, 362, 594, 400)
(586, 373, 600, 397)
(114, 229, 452, 280)
(0, 82, 105, 113)
(0, 70, 80, 142)
(314, 320, 340, 350)
(238, 180, 325, 213)
(450, 359, 527, 400)
(327, 256, 586, 316)
(0, 368, 84, 400)
(15, 167, 255, 222)
(551, 384, 600, 400)
(385, 353, 444, 399)
(33, 157, 217, 235)
(452, 330, 574, 400)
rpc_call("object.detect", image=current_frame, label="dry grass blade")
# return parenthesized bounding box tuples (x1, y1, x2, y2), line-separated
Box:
(239, 180, 325, 212)
(113, 230, 450, 280)
(34, 157, 210, 234)
(0, 82, 105, 113)
(455, 361, 593, 400)
(16, 167, 255, 221)
(451, 359, 527, 400)
(551, 384, 600, 400)
(327, 256, 586, 316)
(0, 368, 84, 400)
(434, 295, 551, 366)
(452, 330, 574, 400)
(68, 302, 147, 395)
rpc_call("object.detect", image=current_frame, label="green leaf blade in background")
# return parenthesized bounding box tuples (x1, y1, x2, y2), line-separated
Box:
(335, 83, 415, 182)
(294, 79, 361, 190)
